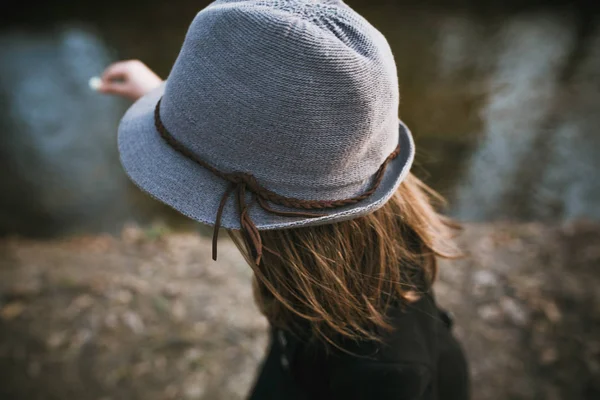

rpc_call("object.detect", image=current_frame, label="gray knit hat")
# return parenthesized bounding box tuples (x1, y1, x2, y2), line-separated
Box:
(118, 0, 414, 257)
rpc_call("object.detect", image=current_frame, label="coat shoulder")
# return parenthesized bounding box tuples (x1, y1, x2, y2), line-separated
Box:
(329, 360, 432, 399)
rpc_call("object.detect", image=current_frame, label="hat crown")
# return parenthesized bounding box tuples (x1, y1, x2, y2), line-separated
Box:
(160, 0, 399, 200)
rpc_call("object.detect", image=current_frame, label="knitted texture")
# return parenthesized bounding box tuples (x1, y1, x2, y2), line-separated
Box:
(154, 97, 401, 262)
(118, 0, 415, 230)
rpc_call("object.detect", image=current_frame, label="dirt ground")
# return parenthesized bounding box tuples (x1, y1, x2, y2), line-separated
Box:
(1, 222, 599, 400)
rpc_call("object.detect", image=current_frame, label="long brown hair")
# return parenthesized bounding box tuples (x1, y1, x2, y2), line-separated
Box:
(229, 174, 461, 346)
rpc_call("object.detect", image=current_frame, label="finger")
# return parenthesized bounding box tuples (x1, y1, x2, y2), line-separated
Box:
(97, 81, 133, 97)
(101, 61, 133, 82)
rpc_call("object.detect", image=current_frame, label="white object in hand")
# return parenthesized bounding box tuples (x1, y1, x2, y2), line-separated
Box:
(89, 76, 102, 91)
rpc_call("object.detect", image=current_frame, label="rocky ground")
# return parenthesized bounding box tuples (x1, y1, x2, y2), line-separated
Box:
(1, 222, 599, 400)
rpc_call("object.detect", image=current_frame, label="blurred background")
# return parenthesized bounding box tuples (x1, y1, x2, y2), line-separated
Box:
(0, 0, 599, 399)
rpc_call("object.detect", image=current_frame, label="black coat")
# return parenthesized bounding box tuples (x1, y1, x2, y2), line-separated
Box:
(248, 293, 469, 400)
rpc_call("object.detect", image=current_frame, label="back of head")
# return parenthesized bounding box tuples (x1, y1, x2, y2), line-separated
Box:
(231, 174, 461, 345)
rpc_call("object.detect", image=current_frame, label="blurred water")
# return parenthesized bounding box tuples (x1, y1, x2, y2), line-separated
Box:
(0, 27, 134, 236)
(0, 3, 599, 236)
(453, 14, 600, 220)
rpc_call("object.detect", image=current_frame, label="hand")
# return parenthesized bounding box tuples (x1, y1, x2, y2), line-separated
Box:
(98, 60, 163, 101)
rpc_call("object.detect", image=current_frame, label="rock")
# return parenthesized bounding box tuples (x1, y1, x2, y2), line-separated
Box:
(0, 302, 26, 320)
(477, 304, 503, 322)
(499, 296, 529, 326)
(122, 311, 145, 335)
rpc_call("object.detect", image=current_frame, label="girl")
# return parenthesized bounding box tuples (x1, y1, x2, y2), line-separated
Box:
(99, 1, 469, 398)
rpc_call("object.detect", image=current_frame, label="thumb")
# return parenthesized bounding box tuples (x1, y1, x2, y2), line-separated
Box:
(97, 80, 137, 100)
(97, 78, 124, 93)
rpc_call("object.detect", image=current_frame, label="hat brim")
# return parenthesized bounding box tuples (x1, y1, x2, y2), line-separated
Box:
(118, 84, 415, 230)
